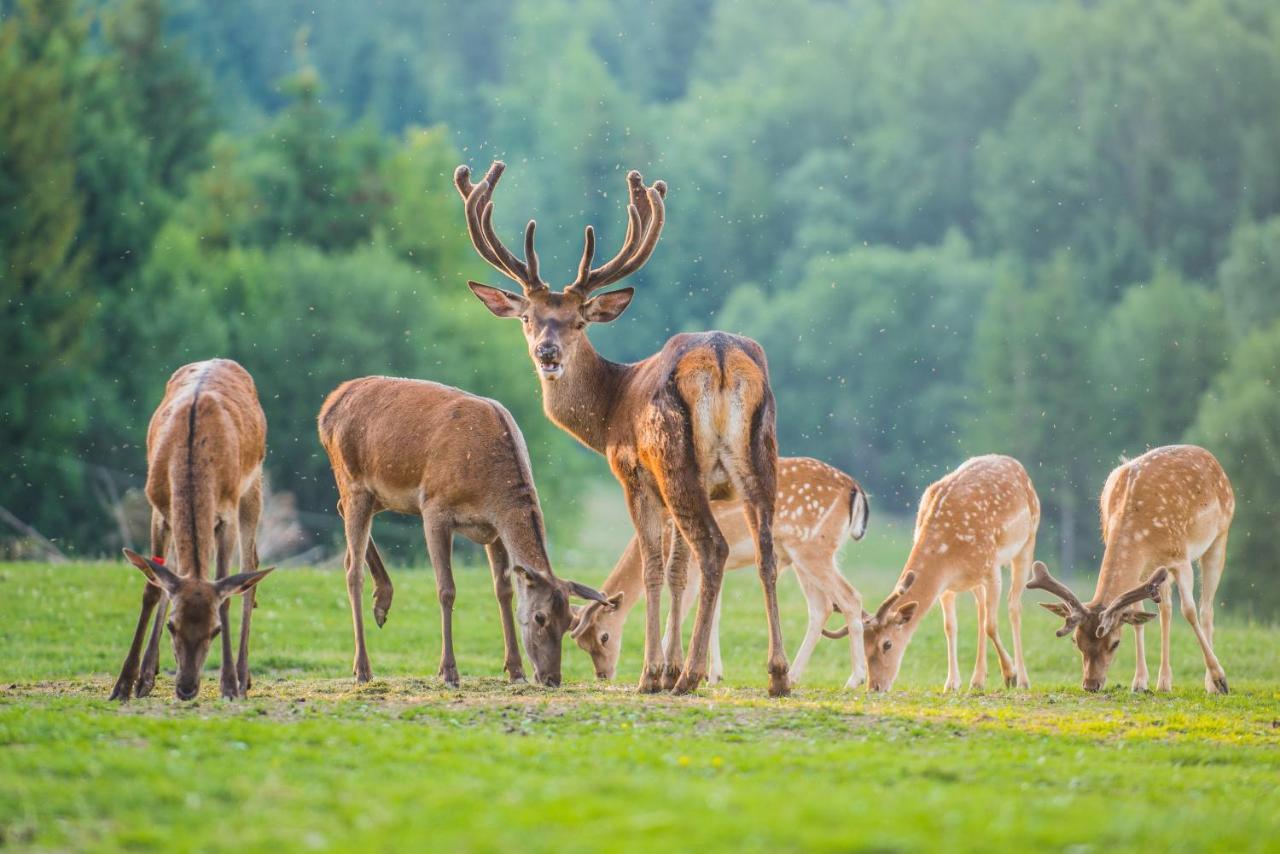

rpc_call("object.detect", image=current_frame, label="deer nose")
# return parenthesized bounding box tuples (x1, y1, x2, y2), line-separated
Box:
(535, 343, 560, 361)
(175, 682, 199, 701)
(1083, 678, 1104, 692)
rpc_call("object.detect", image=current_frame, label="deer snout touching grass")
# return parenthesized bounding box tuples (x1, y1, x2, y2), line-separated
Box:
(318, 376, 613, 689)
(860, 455, 1041, 693)
(1030, 444, 1234, 694)
(110, 359, 274, 702)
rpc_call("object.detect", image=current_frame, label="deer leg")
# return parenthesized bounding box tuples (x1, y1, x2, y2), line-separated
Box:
(786, 556, 832, 689)
(662, 485, 728, 696)
(110, 514, 166, 702)
(707, 577, 724, 685)
(970, 587, 989, 690)
(1131, 621, 1149, 692)
(235, 475, 262, 695)
(660, 528, 690, 690)
(1199, 531, 1228, 663)
(486, 539, 525, 683)
(830, 572, 867, 690)
(423, 511, 459, 688)
(1172, 562, 1228, 694)
(941, 590, 961, 693)
(342, 491, 376, 683)
(623, 483, 667, 694)
(1156, 574, 1174, 692)
(134, 510, 171, 698)
(983, 570, 1016, 688)
(215, 517, 241, 699)
(1008, 538, 1034, 689)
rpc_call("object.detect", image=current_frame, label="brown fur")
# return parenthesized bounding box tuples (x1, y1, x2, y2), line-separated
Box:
(317, 376, 611, 688)
(572, 457, 869, 688)
(1032, 445, 1235, 693)
(111, 359, 272, 702)
(456, 161, 790, 696)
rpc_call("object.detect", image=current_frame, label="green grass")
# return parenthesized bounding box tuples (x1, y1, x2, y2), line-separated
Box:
(2, 534, 1279, 852)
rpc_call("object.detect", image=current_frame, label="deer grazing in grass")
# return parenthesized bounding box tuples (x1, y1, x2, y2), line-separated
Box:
(111, 359, 274, 702)
(852, 455, 1040, 693)
(318, 376, 613, 688)
(455, 162, 790, 696)
(571, 457, 869, 689)
(1029, 444, 1234, 694)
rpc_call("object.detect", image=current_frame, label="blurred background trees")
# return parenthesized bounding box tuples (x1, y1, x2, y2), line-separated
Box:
(1, 0, 1277, 612)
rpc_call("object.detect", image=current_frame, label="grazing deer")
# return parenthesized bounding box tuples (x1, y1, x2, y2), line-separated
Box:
(111, 359, 274, 702)
(317, 376, 613, 688)
(856, 455, 1040, 692)
(571, 457, 869, 688)
(455, 162, 789, 696)
(1029, 444, 1234, 694)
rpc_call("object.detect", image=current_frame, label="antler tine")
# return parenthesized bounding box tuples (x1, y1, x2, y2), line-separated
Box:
(566, 169, 666, 297)
(1027, 560, 1088, 637)
(453, 161, 547, 294)
(873, 571, 918, 621)
(1097, 568, 1168, 637)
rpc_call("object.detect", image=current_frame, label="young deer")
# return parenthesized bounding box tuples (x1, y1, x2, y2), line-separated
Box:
(857, 455, 1040, 692)
(571, 457, 869, 688)
(111, 359, 274, 702)
(455, 162, 789, 696)
(1029, 444, 1234, 694)
(318, 376, 613, 688)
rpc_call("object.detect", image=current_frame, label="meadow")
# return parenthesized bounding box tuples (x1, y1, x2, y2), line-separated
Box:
(2, 521, 1278, 852)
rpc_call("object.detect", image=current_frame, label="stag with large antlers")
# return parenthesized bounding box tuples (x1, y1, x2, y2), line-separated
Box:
(1029, 444, 1234, 693)
(454, 162, 789, 696)
(857, 455, 1041, 693)
(110, 359, 274, 702)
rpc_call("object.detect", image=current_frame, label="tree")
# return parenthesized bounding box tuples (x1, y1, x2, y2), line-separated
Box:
(1218, 216, 1280, 339)
(1188, 321, 1280, 615)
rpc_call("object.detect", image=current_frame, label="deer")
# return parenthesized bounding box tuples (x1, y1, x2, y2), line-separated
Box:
(571, 457, 869, 689)
(317, 376, 614, 688)
(1028, 444, 1234, 694)
(110, 359, 274, 702)
(454, 161, 790, 696)
(854, 455, 1041, 693)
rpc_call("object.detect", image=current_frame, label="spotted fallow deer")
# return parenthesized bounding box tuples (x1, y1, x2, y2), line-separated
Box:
(318, 376, 613, 688)
(1029, 444, 1234, 694)
(455, 162, 789, 696)
(111, 359, 274, 702)
(854, 455, 1041, 692)
(571, 457, 869, 688)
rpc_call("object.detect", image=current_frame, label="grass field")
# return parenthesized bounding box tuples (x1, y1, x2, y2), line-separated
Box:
(3, 523, 1279, 852)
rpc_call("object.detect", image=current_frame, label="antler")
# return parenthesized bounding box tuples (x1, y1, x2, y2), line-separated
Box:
(1097, 568, 1168, 637)
(873, 570, 917, 622)
(1027, 560, 1088, 637)
(565, 169, 667, 297)
(454, 161, 547, 294)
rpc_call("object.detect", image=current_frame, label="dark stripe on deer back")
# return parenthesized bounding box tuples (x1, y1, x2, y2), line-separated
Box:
(486, 401, 549, 566)
(185, 367, 210, 578)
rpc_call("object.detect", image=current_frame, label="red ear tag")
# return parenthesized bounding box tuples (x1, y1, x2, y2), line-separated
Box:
(152, 556, 165, 565)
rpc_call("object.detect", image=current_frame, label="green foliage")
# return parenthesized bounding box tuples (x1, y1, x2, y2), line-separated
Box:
(1189, 322, 1280, 616)
(1219, 215, 1280, 337)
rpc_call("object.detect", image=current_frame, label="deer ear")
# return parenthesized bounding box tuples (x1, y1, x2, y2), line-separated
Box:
(567, 579, 612, 605)
(512, 564, 549, 586)
(468, 281, 527, 318)
(122, 548, 181, 594)
(214, 567, 275, 600)
(582, 288, 634, 323)
(1121, 610, 1157, 626)
(892, 601, 919, 625)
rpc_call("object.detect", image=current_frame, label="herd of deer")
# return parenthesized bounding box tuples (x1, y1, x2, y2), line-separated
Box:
(108, 164, 1238, 704)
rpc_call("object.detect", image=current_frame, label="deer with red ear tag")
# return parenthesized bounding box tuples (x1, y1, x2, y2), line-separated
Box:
(111, 359, 274, 702)
(1030, 445, 1234, 693)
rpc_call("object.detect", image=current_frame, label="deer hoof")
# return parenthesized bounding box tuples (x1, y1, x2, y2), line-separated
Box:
(221, 677, 240, 701)
(134, 674, 156, 698)
(109, 675, 135, 702)
(353, 658, 372, 683)
(766, 670, 791, 698)
(637, 668, 664, 694)
(1209, 674, 1229, 695)
(660, 664, 681, 691)
(671, 671, 704, 696)
(440, 664, 460, 689)
(1004, 674, 1018, 689)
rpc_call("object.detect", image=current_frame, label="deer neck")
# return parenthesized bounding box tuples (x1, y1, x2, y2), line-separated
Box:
(497, 505, 555, 578)
(892, 545, 952, 629)
(599, 537, 645, 619)
(1091, 534, 1154, 606)
(538, 341, 630, 454)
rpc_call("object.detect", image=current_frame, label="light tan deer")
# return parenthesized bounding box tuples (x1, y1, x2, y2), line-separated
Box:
(317, 376, 613, 688)
(1029, 444, 1234, 693)
(571, 457, 869, 688)
(111, 359, 274, 702)
(856, 455, 1040, 692)
(455, 162, 789, 696)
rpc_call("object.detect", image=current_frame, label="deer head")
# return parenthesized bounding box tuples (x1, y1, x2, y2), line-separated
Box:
(1028, 560, 1164, 691)
(513, 566, 617, 687)
(861, 572, 920, 692)
(454, 162, 665, 382)
(568, 592, 628, 679)
(123, 549, 273, 700)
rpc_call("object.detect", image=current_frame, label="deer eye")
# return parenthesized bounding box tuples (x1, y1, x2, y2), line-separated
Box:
(600, 632, 610, 645)
(574, 320, 586, 330)
(882, 640, 892, 652)
(534, 612, 547, 627)
(520, 315, 530, 325)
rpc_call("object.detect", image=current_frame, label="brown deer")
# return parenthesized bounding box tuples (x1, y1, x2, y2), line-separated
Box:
(856, 455, 1040, 692)
(317, 376, 613, 688)
(454, 162, 789, 696)
(571, 457, 869, 688)
(1029, 444, 1234, 693)
(110, 359, 274, 702)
